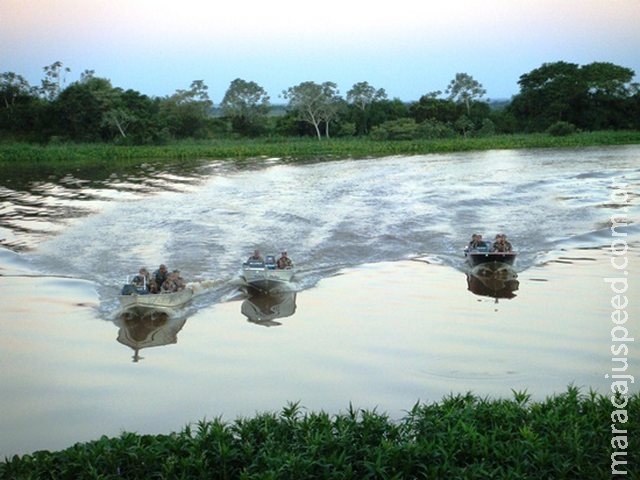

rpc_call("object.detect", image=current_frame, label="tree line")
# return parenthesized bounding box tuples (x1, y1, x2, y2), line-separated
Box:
(1, 60, 638, 144)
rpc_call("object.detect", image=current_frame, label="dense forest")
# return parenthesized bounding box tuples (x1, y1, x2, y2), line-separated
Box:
(1, 60, 638, 145)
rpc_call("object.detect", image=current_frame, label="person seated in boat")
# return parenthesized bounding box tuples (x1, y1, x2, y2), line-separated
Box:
(132, 267, 151, 292)
(148, 278, 160, 294)
(161, 271, 180, 293)
(492, 234, 513, 252)
(247, 249, 263, 263)
(276, 251, 293, 269)
(501, 234, 513, 252)
(468, 234, 486, 250)
(153, 264, 168, 293)
(172, 270, 186, 290)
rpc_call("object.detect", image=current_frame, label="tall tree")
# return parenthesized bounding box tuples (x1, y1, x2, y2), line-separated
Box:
(509, 61, 581, 130)
(445, 73, 486, 115)
(0, 72, 32, 108)
(220, 78, 270, 136)
(367, 98, 409, 128)
(0, 72, 40, 135)
(40, 61, 70, 101)
(508, 61, 637, 131)
(117, 89, 163, 144)
(101, 102, 134, 139)
(579, 62, 634, 97)
(346, 81, 387, 134)
(282, 81, 341, 140)
(409, 93, 458, 124)
(56, 76, 120, 141)
(161, 80, 213, 138)
(317, 81, 342, 138)
(580, 62, 636, 129)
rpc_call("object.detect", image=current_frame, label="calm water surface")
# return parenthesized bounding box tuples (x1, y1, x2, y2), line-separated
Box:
(1, 146, 639, 457)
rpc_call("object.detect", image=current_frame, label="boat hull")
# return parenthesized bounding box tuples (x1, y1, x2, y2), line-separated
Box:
(466, 252, 516, 267)
(118, 288, 194, 310)
(242, 267, 294, 293)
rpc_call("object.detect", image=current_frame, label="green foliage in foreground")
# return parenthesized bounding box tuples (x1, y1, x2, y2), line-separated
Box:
(1, 131, 640, 169)
(2, 387, 637, 479)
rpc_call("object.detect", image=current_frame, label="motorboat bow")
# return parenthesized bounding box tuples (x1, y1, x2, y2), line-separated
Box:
(241, 255, 295, 293)
(119, 274, 194, 310)
(464, 243, 516, 267)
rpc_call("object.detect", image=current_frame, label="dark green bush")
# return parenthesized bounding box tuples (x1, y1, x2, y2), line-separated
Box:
(370, 118, 419, 140)
(416, 119, 456, 139)
(1, 388, 637, 479)
(547, 120, 577, 136)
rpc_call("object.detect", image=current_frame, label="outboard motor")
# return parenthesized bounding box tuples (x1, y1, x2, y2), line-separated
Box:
(265, 255, 277, 269)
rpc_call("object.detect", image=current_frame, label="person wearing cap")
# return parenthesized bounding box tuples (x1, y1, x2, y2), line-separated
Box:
(172, 270, 186, 290)
(160, 270, 183, 293)
(132, 267, 151, 292)
(468, 233, 486, 250)
(501, 235, 513, 252)
(492, 234, 513, 252)
(276, 251, 293, 269)
(247, 249, 263, 262)
(161, 272, 177, 292)
(153, 264, 169, 293)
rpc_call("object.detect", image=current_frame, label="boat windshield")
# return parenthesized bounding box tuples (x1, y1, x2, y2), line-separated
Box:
(471, 242, 490, 252)
(244, 255, 278, 269)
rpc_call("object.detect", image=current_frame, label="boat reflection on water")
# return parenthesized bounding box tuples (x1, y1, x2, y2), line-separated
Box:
(114, 308, 188, 362)
(466, 263, 520, 303)
(241, 289, 297, 327)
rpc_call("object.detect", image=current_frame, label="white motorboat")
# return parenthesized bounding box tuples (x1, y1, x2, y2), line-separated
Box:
(118, 274, 193, 310)
(241, 255, 295, 292)
(464, 241, 517, 267)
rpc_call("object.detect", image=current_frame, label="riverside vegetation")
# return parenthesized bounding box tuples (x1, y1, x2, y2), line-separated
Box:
(2, 131, 640, 172)
(1, 61, 638, 146)
(1, 387, 637, 479)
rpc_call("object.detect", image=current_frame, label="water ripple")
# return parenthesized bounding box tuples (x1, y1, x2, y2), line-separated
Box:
(0, 147, 638, 290)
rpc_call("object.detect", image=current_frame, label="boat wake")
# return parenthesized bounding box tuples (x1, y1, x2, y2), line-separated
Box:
(1, 147, 637, 319)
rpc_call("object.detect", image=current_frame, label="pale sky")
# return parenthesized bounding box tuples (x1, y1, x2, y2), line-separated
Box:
(2, 0, 639, 102)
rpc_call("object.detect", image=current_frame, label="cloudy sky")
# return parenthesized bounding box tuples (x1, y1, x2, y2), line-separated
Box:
(3, 0, 639, 103)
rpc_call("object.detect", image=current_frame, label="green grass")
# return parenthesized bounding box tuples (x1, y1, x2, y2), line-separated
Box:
(1, 131, 639, 169)
(1, 387, 637, 479)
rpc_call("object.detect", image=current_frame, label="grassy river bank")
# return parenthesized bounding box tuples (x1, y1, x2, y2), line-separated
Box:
(2, 131, 640, 169)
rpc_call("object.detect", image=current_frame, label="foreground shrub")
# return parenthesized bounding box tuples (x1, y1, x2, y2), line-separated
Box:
(1, 387, 637, 479)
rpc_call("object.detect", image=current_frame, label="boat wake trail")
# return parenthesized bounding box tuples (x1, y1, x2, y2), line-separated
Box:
(7, 147, 638, 308)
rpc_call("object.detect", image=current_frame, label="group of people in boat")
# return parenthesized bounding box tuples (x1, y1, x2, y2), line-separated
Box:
(247, 249, 294, 269)
(127, 250, 293, 296)
(468, 233, 513, 253)
(131, 264, 186, 294)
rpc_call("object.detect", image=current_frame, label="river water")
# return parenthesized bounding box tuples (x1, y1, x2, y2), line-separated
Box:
(1, 146, 639, 457)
